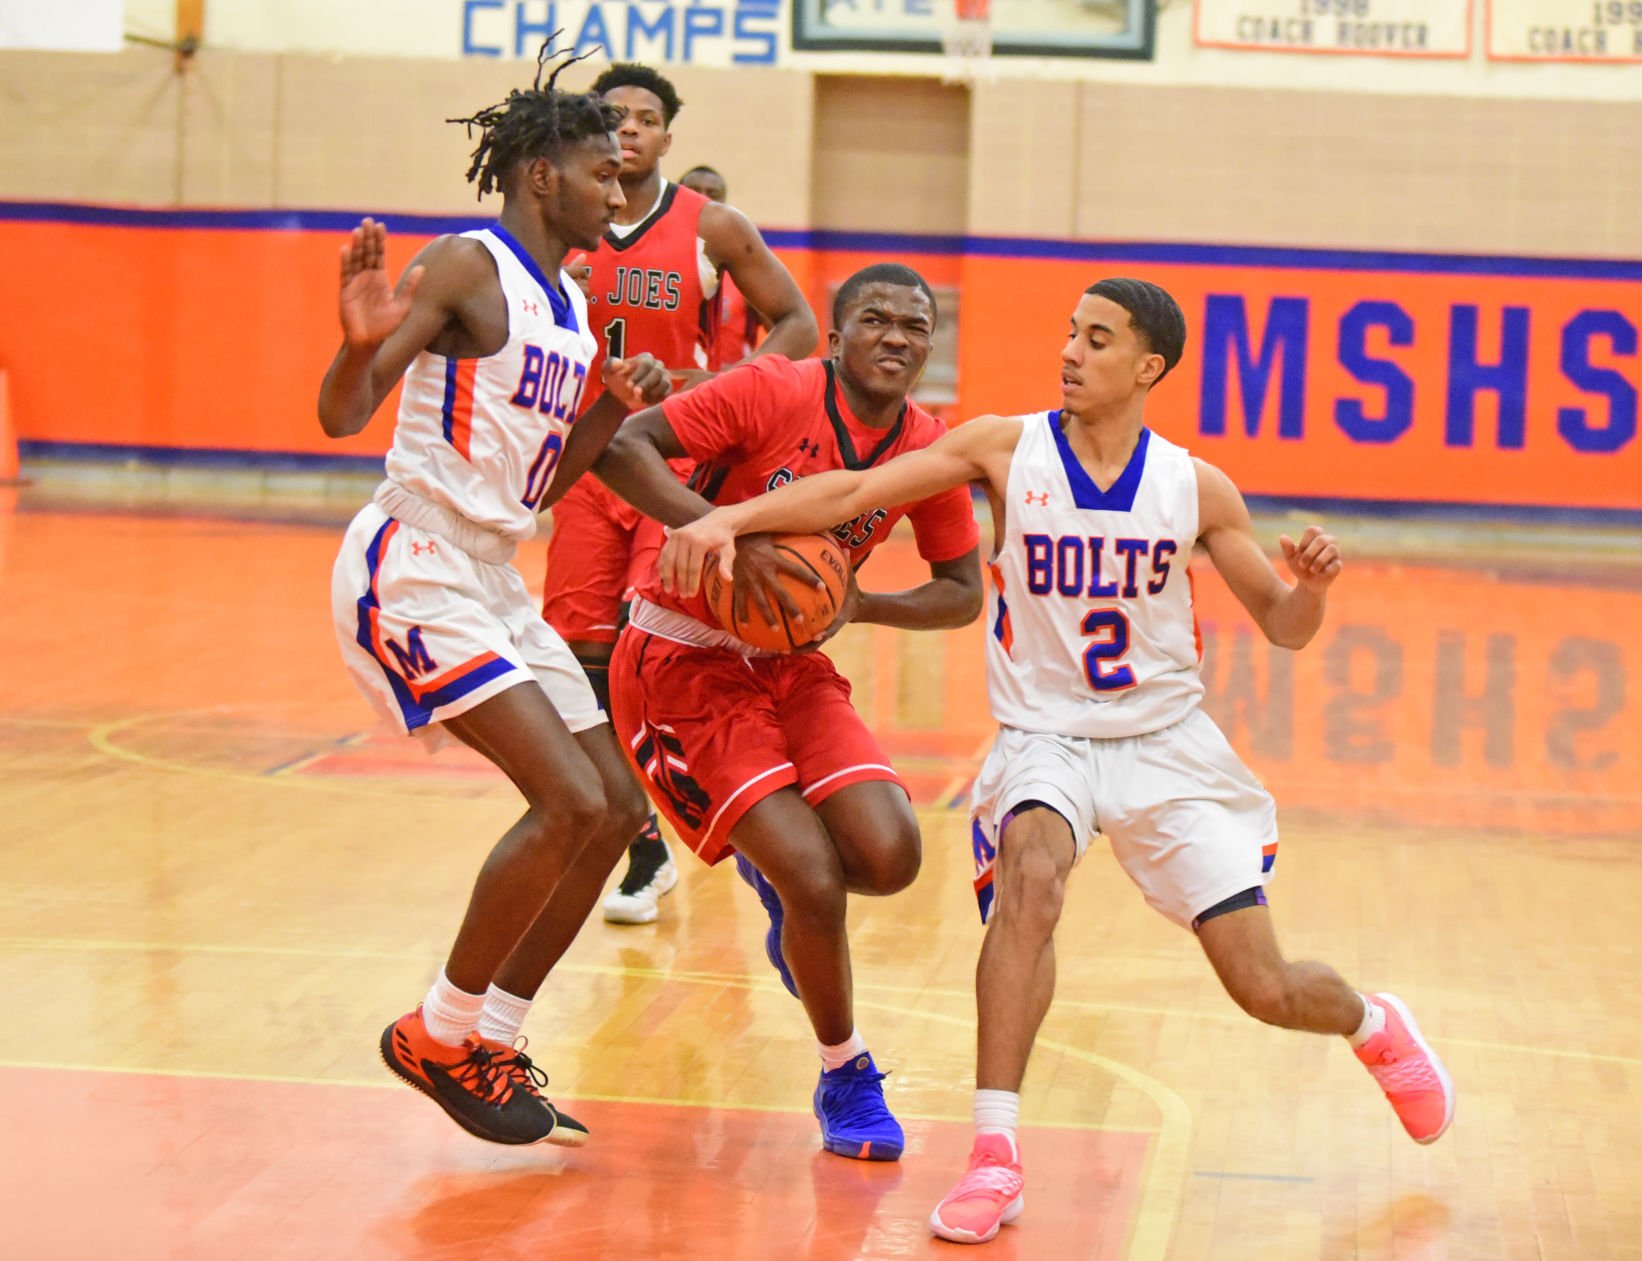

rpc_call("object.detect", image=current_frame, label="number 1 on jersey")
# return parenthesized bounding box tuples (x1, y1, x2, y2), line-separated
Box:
(603, 317, 626, 361)
(1081, 608, 1137, 692)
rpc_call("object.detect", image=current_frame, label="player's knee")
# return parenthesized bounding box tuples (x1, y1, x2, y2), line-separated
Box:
(998, 840, 1065, 934)
(605, 775, 649, 841)
(773, 862, 847, 923)
(552, 779, 608, 839)
(856, 823, 922, 894)
(1226, 967, 1294, 1028)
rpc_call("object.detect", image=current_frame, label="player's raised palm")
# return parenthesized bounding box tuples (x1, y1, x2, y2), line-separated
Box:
(339, 218, 422, 349)
(1280, 525, 1343, 591)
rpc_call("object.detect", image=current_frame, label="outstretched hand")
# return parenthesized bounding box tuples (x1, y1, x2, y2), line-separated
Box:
(339, 218, 422, 349)
(659, 510, 740, 596)
(1279, 525, 1343, 591)
(602, 353, 672, 410)
(565, 252, 594, 299)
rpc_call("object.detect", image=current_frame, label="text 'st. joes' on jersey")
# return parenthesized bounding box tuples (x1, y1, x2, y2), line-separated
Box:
(385, 226, 596, 544)
(987, 412, 1204, 739)
(638, 354, 981, 626)
(581, 181, 718, 410)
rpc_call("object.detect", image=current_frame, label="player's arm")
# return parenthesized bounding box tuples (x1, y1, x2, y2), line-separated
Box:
(855, 548, 984, 631)
(593, 405, 712, 528)
(318, 222, 477, 438)
(536, 356, 671, 510)
(659, 416, 1014, 597)
(596, 405, 820, 624)
(700, 202, 817, 362)
(1195, 458, 1341, 650)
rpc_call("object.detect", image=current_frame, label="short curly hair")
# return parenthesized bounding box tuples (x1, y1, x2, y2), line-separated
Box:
(590, 62, 684, 125)
(1085, 278, 1187, 382)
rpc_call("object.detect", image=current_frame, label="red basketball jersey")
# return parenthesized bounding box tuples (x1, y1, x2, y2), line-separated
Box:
(638, 355, 980, 625)
(581, 182, 718, 409)
(710, 273, 760, 371)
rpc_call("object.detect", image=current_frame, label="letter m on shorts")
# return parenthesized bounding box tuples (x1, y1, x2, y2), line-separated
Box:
(634, 721, 711, 828)
(384, 626, 438, 680)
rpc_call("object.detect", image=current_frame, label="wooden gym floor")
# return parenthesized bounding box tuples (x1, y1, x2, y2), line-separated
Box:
(2, 473, 1639, 1260)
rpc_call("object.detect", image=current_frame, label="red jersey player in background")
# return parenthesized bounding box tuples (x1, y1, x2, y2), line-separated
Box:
(592, 264, 984, 1161)
(678, 164, 771, 370)
(543, 64, 817, 927)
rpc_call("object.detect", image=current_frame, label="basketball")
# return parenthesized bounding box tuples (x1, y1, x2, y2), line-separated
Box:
(704, 531, 851, 653)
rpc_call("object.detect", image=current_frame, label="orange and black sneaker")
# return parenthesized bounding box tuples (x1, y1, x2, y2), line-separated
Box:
(482, 1036, 591, 1149)
(380, 1007, 557, 1145)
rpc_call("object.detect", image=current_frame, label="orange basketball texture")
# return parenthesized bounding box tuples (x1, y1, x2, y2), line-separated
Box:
(704, 532, 850, 652)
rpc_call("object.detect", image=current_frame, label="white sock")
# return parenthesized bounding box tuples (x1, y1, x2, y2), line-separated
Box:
(974, 1088, 1021, 1141)
(476, 984, 533, 1046)
(1347, 993, 1386, 1048)
(421, 970, 485, 1048)
(819, 1028, 869, 1072)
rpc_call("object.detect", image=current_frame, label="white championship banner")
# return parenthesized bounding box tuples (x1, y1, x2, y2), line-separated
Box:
(0, 0, 125, 52)
(1194, 0, 1472, 57)
(1488, 0, 1642, 61)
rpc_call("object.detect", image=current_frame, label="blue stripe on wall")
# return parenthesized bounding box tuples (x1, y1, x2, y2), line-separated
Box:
(5, 200, 1642, 281)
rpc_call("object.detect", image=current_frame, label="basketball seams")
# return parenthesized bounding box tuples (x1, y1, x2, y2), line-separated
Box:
(710, 532, 849, 652)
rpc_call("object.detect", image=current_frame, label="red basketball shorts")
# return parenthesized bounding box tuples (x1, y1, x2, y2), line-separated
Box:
(609, 629, 904, 864)
(541, 477, 647, 645)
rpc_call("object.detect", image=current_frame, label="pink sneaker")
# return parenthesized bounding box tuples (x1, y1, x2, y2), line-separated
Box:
(1354, 993, 1455, 1144)
(929, 1132, 1025, 1244)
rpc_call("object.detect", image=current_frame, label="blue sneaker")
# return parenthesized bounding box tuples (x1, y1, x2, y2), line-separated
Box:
(814, 1052, 904, 1161)
(733, 852, 798, 997)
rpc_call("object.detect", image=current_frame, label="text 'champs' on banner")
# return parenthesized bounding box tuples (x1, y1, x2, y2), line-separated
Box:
(1194, 0, 1472, 57)
(204, 0, 783, 66)
(1488, 0, 1642, 61)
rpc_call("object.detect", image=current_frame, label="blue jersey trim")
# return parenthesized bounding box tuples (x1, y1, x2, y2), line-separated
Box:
(1050, 412, 1150, 512)
(485, 224, 578, 333)
(354, 519, 427, 730)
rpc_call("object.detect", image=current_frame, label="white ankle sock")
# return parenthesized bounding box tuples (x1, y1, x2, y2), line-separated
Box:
(1347, 993, 1385, 1048)
(819, 1029, 869, 1072)
(421, 970, 485, 1047)
(974, 1088, 1021, 1139)
(477, 984, 533, 1046)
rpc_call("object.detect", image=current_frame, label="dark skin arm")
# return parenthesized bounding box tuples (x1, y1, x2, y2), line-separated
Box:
(535, 363, 671, 510)
(853, 547, 984, 631)
(595, 405, 819, 624)
(700, 202, 816, 363)
(797, 545, 983, 655)
(318, 222, 503, 437)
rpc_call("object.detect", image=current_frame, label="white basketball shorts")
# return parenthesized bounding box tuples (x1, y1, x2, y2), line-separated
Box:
(970, 708, 1278, 930)
(331, 504, 603, 747)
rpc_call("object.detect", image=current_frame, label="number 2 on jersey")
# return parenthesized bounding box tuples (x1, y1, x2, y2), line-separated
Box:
(1081, 608, 1136, 692)
(603, 317, 626, 361)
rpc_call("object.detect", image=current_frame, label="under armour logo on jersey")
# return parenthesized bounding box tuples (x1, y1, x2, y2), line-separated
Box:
(1024, 491, 1051, 506)
(796, 438, 821, 458)
(521, 300, 539, 316)
(410, 540, 438, 557)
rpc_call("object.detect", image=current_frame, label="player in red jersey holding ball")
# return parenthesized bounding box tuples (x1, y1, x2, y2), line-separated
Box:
(593, 263, 984, 1161)
(543, 63, 816, 928)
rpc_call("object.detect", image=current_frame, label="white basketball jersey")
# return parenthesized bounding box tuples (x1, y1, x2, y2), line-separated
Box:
(384, 226, 598, 543)
(986, 412, 1203, 739)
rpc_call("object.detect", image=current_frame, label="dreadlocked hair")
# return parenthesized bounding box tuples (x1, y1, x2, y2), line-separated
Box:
(447, 37, 623, 199)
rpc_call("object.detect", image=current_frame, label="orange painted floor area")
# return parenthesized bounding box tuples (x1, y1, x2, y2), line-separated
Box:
(10, 1067, 1145, 1260)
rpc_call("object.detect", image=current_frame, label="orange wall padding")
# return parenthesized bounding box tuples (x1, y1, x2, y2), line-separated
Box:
(2, 207, 1637, 517)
